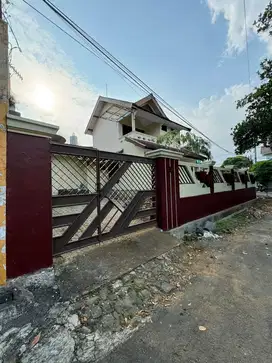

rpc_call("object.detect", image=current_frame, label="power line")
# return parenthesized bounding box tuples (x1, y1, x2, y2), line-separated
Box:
(3, 13, 22, 52)
(21, 0, 144, 97)
(42, 0, 232, 152)
(24, 0, 233, 154)
(41, 0, 163, 105)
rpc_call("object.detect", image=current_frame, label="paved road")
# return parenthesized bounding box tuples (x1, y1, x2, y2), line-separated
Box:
(99, 215, 272, 363)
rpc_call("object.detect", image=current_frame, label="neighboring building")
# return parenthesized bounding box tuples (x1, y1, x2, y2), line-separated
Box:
(261, 146, 272, 160)
(85, 94, 206, 162)
(70, 133, 78, 145)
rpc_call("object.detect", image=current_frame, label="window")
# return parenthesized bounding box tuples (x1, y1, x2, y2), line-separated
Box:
(122, 125, 132, 135)
(161, 125, 167, 132)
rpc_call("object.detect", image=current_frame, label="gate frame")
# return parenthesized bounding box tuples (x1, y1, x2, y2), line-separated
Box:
(51, 143, 157, 255)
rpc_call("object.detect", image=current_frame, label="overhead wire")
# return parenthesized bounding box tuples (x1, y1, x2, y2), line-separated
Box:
(21, 0, 144, 98)
(41, 0, 164, 104)
(42, 0, 232, 153)
(23, 0, 233, 154)
(3, 7, 22, 52)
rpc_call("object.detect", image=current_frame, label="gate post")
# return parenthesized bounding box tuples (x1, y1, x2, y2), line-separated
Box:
(7, 132, 53, 278)
(209, 165, 214, 194)
(231, 168, 235, 191)
(146, 150, 180, 231)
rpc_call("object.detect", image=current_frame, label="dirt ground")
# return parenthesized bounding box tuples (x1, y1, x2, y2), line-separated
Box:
(99, 199, 272, 362)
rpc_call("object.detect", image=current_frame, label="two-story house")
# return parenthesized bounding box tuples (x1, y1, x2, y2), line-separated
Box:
(85, 94, 206, 162)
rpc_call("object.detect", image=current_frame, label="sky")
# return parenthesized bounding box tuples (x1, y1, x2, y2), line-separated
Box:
(7, 0, 272, 163)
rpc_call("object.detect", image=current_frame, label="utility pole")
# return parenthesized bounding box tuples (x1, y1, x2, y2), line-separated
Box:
(0, 0, 9, 285)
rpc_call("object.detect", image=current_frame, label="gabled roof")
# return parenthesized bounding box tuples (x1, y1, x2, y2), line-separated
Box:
(134, 93, 167, 118)
(85, 94, 190, 135)
(125, 137, 207, 161)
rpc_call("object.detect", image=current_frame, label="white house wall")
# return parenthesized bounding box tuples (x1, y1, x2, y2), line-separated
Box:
(120, 139, 146, 157)
(93, 105, 121, 152)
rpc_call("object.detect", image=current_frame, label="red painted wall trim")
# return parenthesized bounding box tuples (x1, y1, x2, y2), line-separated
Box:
(6, 132, 53, 278)
(178, 187, 256, 226)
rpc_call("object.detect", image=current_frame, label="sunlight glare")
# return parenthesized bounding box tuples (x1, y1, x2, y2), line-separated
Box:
(34, 84, 54, 111)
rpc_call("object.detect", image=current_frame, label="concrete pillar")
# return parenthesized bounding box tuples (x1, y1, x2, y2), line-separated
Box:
(146, 149, 181, 231)
(0, 20, 8, 285)
(6, 132, 53, 278)
(209, 165, 214, 194)
(131, 110, 136, 132)
(231, 169, 235, 191)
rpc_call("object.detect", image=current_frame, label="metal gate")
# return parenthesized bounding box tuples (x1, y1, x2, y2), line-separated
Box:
(51, 143, 157, 255)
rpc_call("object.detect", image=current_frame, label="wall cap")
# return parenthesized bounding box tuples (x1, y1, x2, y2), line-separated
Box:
(145, 149, 184, 160)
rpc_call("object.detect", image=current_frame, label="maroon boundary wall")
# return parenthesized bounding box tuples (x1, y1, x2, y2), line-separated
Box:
(155, 155, 256, 231)
(178, 187, 256, 226)
(6, 132, 52, 278)
(5, 143, 256, 279)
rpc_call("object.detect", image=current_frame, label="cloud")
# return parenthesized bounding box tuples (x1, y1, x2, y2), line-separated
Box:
(206, 0, 272, 55)
(8, 1, 98, 145)
(6, 2, 259, 164)
(179, 83, 251, 164)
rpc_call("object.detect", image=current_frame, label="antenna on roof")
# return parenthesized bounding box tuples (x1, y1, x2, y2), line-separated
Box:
(105, 83, 108, 97)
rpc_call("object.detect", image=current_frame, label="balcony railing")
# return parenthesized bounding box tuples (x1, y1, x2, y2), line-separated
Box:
(121, 131, 157, 143)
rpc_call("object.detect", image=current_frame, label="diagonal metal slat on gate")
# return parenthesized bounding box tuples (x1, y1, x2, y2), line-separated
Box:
(111, 190, 155, 234)
(80, 200, 115, 239)
(53, 161, 132, 250)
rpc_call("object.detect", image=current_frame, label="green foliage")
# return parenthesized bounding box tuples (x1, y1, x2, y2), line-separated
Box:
(157, 131, 212, 160)
(250, 160, 272, 187)
(221, 155, 253, 169)
(232, 2, 272, 153)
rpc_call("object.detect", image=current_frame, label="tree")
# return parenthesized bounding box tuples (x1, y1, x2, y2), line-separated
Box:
(232, 2, 272, 154)
(221, 155, 253, 169)
(250, 160, 272, 188)
(157, 131, 212, 160)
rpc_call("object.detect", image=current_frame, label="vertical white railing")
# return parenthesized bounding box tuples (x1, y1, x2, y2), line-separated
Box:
(178, 161, 252, 198)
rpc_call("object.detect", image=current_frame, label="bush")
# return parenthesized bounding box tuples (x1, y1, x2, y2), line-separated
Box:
(250, 160, 272, 187)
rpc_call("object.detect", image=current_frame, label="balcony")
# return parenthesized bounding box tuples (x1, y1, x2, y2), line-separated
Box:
(120, 131, 157, 143)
